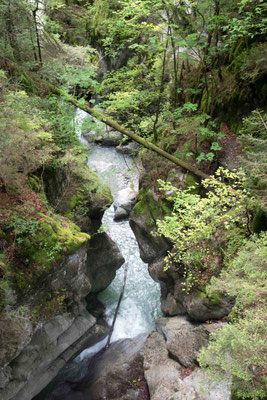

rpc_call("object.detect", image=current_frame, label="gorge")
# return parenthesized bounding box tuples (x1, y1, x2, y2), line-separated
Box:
(0, 1, 266, 399)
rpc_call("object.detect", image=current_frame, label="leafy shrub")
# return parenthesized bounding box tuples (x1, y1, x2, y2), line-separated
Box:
(0, 91, 56, 188)
(156, 168, 249, 291)
(199, 233, 267, 399)
(240, 109, 267, 212)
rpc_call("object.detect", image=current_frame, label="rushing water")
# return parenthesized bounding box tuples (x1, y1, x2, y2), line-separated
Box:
(77, 108, 162, 343)
(34, 109, 161, 399)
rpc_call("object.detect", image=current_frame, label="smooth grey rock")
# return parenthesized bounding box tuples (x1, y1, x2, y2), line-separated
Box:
(161, 293, 186, 316)
(0, 311, 97, 400)
(142, 329, 230, 400)
(86, 232, 125, 293)
(156, 316, 209, 368)
(48, 334, 149, 400)
(114, 187, 138, 221)
(129, 214, 170, 263)
(51, 242, 91, 303)
(183, 290, 235, 322)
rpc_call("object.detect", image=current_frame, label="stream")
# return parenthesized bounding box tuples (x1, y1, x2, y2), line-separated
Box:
(35, 109, 161, 399)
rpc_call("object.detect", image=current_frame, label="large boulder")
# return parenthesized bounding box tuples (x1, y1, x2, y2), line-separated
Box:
(46, 334, 149, 400)
(149, 257, 234, 322)
(86, 232, 125, 293)
(142, 331, 182, 400)
(113, 187, 138, 221)
(142, 329, 230, 400)
(129, 189, 171, 263)
(156, 316, 209, 367)
(183, 290, 235, 322)
(83, 128, 123, 147)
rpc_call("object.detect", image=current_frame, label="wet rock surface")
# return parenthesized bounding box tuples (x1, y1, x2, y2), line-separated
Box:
(45, 334, 149, 400)
(129, 214, 170, 263)
(86, 232, 125, 293)
(114, 187, 138, 221)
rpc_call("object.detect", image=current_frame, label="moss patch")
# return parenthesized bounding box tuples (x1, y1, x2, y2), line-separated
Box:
(28, 176, 41, 193)
(200, 289, 223, 306)
(133, 188, 171, 226)
(64, 166, 113, 223)
(10, 212, 90, 291)
(185, 174, 200, 194)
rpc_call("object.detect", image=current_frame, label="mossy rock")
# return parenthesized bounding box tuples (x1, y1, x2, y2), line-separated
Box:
(199, 289, 223, 307)
(185, 174, 200, 194)
(28, 176, 41, 193)
(133, 188, 171, 226)
(21, 213, 90, 273)
(39, 214, 90, 255)
(64, 167, 113, 223)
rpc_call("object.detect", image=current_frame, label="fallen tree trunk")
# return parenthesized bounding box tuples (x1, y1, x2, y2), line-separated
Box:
(49, 85, 210, 180)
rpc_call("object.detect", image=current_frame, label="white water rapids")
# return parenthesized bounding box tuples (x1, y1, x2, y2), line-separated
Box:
(77, 108, 161, 346)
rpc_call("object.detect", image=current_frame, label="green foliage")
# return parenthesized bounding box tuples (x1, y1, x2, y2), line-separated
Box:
(98, 59, 159, 135)
(0, 0, 37, 63)
(0, 90, 56, 187)
(199, 233, 267, 399)
(223, 0, 267, 45)
(156, 168, 248, 291)
(0, 207, 90, 293)
(133, 187, 171, 226)
(239, 109, 267, 211)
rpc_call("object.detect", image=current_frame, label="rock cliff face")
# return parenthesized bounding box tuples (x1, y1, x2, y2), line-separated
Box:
(149, 257, 234, 322)
(0, 164, 124, 400)
(129, 155, 234, 322)
(0, 231, 124, 400)
(126, 153, 233, 398)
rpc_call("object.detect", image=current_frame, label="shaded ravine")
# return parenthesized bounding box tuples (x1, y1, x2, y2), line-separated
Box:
(78, 108, 162, 342)
(34, 109, 161, 399)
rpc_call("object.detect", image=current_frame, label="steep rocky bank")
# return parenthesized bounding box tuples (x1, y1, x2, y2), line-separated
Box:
(129, 150, 235, 322)
(0, 161, 125, 400)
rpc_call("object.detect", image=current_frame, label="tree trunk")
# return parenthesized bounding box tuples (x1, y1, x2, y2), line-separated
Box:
(32, 1, 42, 65)
(49, 84, 210, 180)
